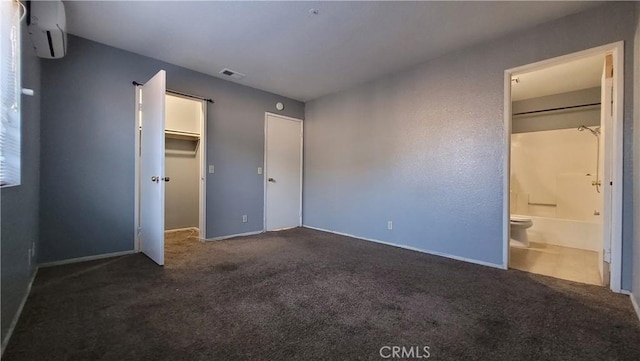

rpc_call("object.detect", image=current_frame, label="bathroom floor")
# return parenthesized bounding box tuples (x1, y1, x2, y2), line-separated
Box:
(509, 242, 602, 286)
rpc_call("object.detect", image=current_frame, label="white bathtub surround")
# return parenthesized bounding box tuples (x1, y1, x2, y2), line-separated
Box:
(510, 128, 603, 223)
(510, 128, 604, 253)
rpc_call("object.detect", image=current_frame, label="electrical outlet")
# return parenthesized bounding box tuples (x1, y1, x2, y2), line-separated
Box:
(208, 165, 215, 174)
(387, 221, 393, 230)
(257, 167, 263, 175)
(242, 214, 248, 223)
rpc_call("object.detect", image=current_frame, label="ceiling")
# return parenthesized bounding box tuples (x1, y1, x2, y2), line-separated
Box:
(64, 1, 603, 102)
(511, 53, 604, 101)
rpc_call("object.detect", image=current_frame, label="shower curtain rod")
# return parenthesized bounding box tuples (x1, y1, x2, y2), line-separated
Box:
(132, 81, 214, 103)
(513, 102, 599, 116)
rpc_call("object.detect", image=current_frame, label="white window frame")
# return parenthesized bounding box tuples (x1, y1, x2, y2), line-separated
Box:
(0, 0, 23, 188)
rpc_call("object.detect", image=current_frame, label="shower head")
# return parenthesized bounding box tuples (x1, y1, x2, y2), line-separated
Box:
(577, 125, 600, 136)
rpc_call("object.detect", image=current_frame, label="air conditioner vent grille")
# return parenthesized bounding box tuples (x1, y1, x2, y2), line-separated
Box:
(219, 68, 246, 80)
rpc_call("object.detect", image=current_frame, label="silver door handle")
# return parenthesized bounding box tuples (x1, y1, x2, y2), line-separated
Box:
(151, 176, 159, 182)
(162, 177, 170, 182)
(268, 178, 275, 183)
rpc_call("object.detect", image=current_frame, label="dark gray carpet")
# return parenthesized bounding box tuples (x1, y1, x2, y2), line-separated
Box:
(3, 228, 640, 360)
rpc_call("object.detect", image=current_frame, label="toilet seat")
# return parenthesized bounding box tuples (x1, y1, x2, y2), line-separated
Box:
(510, 215, 532, 223)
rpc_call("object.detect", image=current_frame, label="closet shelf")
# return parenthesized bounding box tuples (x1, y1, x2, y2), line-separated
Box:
(165, 130, 200, 141)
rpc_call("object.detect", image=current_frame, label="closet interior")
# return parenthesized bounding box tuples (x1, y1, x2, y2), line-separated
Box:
(164, 94, 203, 238)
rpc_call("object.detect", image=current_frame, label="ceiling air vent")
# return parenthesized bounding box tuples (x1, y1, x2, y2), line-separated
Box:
(219, 68, 246, 80)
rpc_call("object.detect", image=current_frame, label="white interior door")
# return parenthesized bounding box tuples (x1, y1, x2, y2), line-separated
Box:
(140, 70, 166, 265)
(600, 55, 613, 286)
(265, 113, 302, 231)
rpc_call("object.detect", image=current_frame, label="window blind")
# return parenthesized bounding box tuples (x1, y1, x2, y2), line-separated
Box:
(0, 0, 21, 186)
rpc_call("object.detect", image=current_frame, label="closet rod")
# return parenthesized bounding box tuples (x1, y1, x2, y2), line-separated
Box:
(132, 81, 214, 103)
(513, 102, 599, 116)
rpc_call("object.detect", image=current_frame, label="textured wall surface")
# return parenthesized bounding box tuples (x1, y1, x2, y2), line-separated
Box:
(39, 35, 304, 263)
(304, 2, 636, 282)
(1, 26, 40, 347)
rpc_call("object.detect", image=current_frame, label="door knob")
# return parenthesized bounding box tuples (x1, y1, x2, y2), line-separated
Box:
(162, 177, 170, 182)
(151, 176, 159, 182)
(268, 178, 275, 183)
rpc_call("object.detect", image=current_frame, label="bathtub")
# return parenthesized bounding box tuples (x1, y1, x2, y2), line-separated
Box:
(524, 215, 602, 252)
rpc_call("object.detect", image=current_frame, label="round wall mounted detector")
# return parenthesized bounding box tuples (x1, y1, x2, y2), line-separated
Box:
(276, 102, 284, 111)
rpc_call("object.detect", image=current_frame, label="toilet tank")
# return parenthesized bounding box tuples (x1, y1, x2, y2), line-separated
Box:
(510, 191, 518, 213)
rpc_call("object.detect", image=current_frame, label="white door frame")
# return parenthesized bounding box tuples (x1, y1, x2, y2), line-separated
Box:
(135, 85, 142, 251)
(502, 41, 624, 292)
(263, 112, 303, 231)
(198, 97, 208, 240)
(134, 88, 208, 250)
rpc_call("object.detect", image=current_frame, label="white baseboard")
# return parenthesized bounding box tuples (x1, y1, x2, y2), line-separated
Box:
(303, 225, 503, 269)
(632, 294, 640, 322)
(621, 290, 640, 322)
(38, 250, 137, 268)
(1, 267, 38, 357)
(205, 230, 264, 242)
(165, 227, 199, 234)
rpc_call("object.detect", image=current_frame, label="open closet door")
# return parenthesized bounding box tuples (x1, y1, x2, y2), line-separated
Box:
(140, 70, 167, 265)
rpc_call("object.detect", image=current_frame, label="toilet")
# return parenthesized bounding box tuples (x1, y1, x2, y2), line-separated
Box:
(510, 215, 533, 248)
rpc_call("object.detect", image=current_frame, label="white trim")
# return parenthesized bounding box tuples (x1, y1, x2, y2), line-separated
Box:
(502, 71, 512, 271)
(623, 291, 640, 322)
(204, 230, 264, 242)
(303, 225, 503, 269)
(0, 268, 37, 357)
(264, 111, 304, 123)
(134, 85, 142, 251)
(263, 112, 304, 231)
(300, 120, 304, 226)
(267, 226, 298, 232)
(38, 250, 137, 268)
(199, 99, 208, 240)
(164, 227, 199, 233)
(610, 43, 624, 292)
(502, 41, 624, 292)
(263, 114, 267, 230)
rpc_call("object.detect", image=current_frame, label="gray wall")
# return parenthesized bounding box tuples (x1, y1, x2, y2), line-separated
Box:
(512, 87, 601, 133)
(304, 1, 636, 287)
(39, 35, 304, 263)
(165, 138, 199, 230)
(1, 25, 40, 348)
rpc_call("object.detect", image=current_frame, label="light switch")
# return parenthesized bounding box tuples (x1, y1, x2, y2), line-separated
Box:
(208, 165, 215, 174)
(257, 167, 263, 175)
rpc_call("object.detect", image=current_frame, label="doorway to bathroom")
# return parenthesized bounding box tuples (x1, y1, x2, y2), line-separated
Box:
(503, 42, 624, 291)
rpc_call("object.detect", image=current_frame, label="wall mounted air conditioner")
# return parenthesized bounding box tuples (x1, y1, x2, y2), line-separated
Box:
(28, 0, 67, 59)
